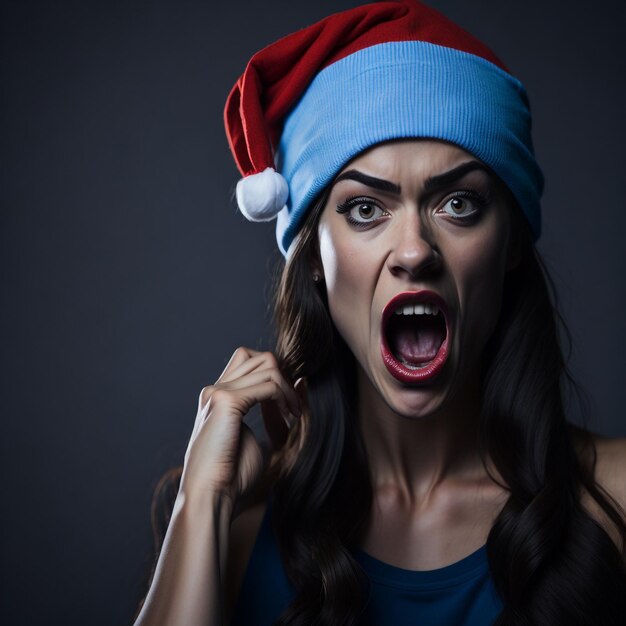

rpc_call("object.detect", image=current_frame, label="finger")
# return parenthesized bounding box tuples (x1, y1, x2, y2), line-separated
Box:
(217, 346, 262, 380)
(195, 347, 262, 421)
(187, 378, 291, 467)
(189, 367, 298, 462)
(214, 368, 301, 418)
(192, 350, 274, 445)
(202, 380, 295, 434)
(217, 351, 276, 385)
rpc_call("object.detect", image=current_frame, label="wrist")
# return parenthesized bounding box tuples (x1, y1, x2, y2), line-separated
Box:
(173, 487, 234, 527)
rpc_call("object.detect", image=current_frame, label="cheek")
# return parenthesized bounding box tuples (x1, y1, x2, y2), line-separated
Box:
(318, 225, 376, 359)
(318, 224, 342, 294)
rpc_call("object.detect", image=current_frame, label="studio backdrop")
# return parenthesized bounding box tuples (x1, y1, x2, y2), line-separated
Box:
(1, 1, 624, 625)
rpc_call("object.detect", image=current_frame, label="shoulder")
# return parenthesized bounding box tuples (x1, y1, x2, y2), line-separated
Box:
(592, 435, 626, 522)
(571, 425, 626, 553)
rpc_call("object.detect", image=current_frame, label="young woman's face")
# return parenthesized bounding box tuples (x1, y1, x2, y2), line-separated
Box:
(316, 140, 516, 417)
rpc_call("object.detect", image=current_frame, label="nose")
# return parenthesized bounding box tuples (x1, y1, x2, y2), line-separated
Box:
(386, 215, 441, 279)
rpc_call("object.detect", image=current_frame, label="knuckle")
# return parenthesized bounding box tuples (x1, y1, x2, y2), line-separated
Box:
(264, 367, 279, 383)
(263, 351, 279, 368)
(208, 388, 229, 406)
(199, 385, 214, 405)
(209, 388, 223, 402)
(234, 346, 249, 358)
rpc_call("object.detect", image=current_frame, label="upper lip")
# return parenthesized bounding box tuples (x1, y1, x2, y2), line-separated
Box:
(381, 290, 449, 329)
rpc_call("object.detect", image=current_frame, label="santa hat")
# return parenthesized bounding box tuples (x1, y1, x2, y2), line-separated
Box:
(224, 0, 544, 256)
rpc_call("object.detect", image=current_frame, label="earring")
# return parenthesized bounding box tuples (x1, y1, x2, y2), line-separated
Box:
(312, 273, 321, 283)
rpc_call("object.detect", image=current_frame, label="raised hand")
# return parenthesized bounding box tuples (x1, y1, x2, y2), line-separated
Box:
(179, 347, 301, 511)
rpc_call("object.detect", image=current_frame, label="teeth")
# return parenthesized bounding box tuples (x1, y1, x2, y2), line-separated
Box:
(394, 303, 440, 316)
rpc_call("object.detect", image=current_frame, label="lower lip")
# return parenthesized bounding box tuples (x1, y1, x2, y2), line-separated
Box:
(380, 325, 449, 385)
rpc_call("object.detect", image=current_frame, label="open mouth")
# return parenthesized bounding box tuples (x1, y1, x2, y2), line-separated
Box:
(380, 291, 450, 384)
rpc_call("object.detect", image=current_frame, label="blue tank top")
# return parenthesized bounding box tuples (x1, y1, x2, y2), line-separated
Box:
(231, 501, 504, 625)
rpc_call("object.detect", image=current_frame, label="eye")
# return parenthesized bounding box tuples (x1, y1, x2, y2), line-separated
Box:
(336, 196, 389, 227)
(350, 202, 385, 223)
(439, 192, 487, 222)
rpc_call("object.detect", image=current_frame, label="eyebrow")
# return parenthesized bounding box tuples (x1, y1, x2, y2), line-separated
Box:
(423, 161, 492, 195)
(333, 161, 492, 196)
(333, 169, 401, 194)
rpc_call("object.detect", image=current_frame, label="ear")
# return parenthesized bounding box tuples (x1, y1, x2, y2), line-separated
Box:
(308, 245, 325, 282)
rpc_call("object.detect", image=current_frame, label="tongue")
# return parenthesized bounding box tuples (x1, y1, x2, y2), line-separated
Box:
(388, 315, 445, 365)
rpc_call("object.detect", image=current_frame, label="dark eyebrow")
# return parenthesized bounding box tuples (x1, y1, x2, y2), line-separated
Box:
(332, 161, 492, 197)
(333, 170, 402, 194)
(422, 161, 492, 195)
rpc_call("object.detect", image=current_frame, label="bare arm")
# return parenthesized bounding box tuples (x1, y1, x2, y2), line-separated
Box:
(133, 347, 299, 626)
(134, 491, 232, 625)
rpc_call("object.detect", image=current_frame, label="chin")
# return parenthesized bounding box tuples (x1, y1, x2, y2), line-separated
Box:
(373, 367, 454, 419)
(396, 386, 451, 418)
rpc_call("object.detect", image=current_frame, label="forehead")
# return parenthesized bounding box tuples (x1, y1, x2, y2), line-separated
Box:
(338, 139, 479, 181)
(319, 137, 516, 232)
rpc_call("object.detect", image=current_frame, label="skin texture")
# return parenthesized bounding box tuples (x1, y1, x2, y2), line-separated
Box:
(135, 140, 626, 624)
(317, 140, 515, 416)
(315, 139, 519, 566)
(134, 348, 300, 625)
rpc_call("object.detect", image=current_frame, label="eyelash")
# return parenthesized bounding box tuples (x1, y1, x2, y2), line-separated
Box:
(440, 191, 489, 223)
(336, 196, 389, 228)
(335, 191, 489, 228)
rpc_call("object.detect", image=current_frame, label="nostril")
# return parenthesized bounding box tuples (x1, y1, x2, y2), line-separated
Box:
(388, 247, 441, 278)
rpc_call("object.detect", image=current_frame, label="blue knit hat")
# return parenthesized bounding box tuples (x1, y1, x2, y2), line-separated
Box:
(225, 0, 544, 257)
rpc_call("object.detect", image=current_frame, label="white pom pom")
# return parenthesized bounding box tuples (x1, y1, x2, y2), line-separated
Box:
(235, 167, 289, 222)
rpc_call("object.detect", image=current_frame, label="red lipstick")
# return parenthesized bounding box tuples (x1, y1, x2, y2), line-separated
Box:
(380, 290, 450, 385)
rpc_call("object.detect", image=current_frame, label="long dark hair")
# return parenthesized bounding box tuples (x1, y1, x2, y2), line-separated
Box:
(140, 188, 626, 625)
(268, 188, 626, 624)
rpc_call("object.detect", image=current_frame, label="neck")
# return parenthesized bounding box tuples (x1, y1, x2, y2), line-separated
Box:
(357, 367, 487, 508)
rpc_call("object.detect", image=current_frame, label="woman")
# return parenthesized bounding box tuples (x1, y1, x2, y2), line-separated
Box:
(134, 1, 626, 624)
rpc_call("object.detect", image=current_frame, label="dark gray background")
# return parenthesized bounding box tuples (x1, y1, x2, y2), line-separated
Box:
(2, 1, 624, 624)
